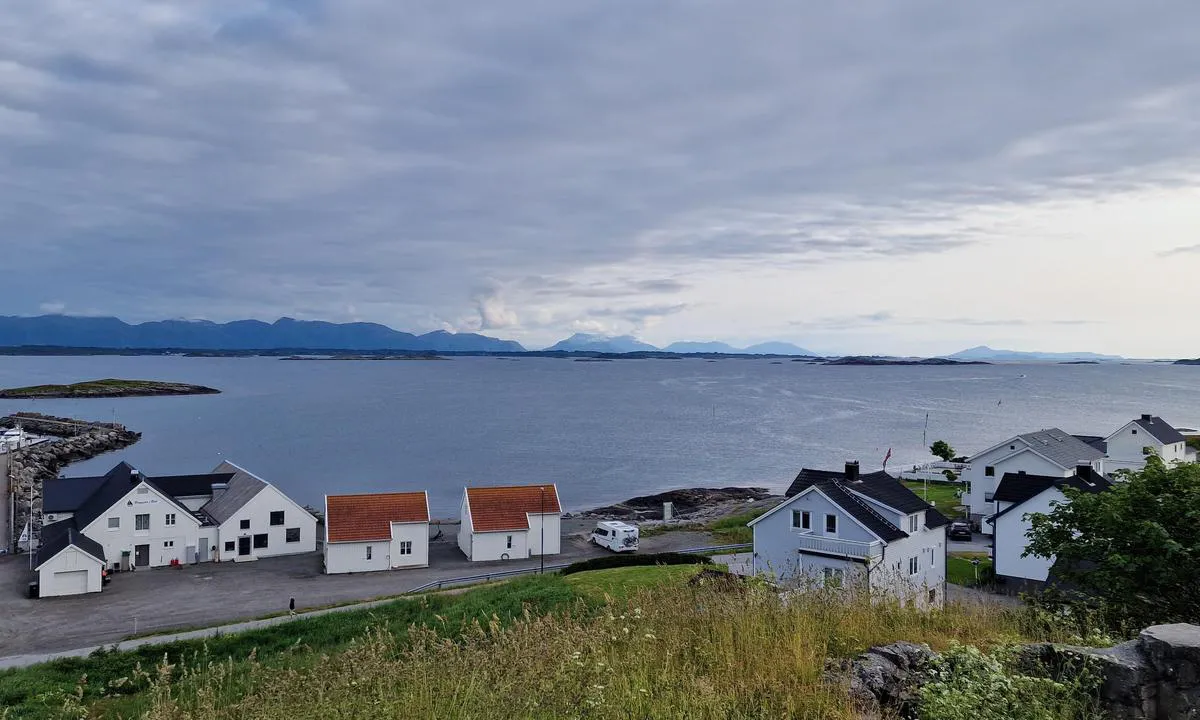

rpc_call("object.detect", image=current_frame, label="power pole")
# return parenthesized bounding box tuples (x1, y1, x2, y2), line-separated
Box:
(539, 487, 545, 575)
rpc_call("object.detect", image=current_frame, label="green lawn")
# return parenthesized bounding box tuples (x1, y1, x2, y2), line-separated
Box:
(902, 480, 965, 517)
(707, 508, 768, 544)
(564, 564, 712, 600)
(947, 553, 992, 586)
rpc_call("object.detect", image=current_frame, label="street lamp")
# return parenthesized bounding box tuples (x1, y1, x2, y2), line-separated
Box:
(539, 487, 545, 575)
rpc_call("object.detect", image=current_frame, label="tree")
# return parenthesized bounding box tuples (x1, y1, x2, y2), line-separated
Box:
(1025, 456, 1200, 629)
(930, 440, 955, 462)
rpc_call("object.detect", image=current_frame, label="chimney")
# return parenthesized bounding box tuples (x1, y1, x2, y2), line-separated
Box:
(845, 460, 860, 483)
(1141, 414, 1153, 422)
(211, 483, 228, 502)
(129, 469, 141, 483)
(1076, 463, 1092, 479)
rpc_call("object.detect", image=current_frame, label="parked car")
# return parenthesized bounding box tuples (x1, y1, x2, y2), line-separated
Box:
(591, 521, 639, 552)
(948, 521, 972, 541)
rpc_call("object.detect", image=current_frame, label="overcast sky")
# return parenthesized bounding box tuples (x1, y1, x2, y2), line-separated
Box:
(4, 2, 1200, 356)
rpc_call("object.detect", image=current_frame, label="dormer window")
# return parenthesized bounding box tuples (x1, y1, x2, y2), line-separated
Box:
(908, 514, 919, 532)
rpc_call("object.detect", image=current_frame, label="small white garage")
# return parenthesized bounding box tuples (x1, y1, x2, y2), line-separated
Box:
(324, 491, 430, 574)
(35, 524, 106, 598)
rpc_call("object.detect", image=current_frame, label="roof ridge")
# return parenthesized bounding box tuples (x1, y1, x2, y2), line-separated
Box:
(831, 481, 904, 538)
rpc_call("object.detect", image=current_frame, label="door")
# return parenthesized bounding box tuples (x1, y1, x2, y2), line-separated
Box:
(134, 544, 149, 567)
(198, 541, 210, 563)
(238, 536, 251, 557)
(54, 570, 89, 594)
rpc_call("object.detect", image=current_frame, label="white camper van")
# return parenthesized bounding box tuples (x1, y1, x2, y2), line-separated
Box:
(591, 521, 639, 552)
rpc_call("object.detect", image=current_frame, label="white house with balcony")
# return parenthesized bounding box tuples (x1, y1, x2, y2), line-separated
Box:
(749, 462, 949, 607)
(962, 429, 1106, 533)
(1104, 414, 1192, 473)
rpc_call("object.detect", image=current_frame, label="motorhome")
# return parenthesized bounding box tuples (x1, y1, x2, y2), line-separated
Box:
(590, 521, 639, 552)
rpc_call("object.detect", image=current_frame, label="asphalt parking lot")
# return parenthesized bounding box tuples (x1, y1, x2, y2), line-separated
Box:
(0, 524, 717, 657)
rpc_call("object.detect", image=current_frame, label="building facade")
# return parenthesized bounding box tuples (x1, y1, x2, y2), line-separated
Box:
(458, 484, 561, 562)
(324, 491, 430, 574)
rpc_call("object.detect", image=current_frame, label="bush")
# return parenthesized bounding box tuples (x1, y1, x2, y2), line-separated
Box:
(560, 552, 712, 576)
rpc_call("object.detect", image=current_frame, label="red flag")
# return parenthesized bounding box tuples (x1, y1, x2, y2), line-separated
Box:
(884, 448, 893, 465)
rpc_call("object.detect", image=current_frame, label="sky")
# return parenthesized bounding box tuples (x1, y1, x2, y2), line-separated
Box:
(3, 2, 1200, 357)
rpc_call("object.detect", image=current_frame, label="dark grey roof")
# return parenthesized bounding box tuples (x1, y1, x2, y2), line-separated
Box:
(42, 475, 108, 513)
(1132, 416, 1186, 446)
(990, 469, 1113, 522)
(786, 468, 892, 497)
(787, 469, 908, 542)
(152, 472, 234, 497)
(1072, 435, 1108, 454)
(64, 462, 200, 531)
(200, 461, 266, 524)
(1016, 429, 1106, 468)
(788, 468, 951, 533)
(36, 519, 105, 569)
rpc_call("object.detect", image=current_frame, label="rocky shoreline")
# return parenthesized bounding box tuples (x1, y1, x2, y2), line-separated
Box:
(568, 486, 779, 524)
(0, 379, 219, 399)
(2, 412, 141, 550)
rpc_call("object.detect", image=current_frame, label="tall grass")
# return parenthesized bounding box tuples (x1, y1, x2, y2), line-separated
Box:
(140, 582, 1034, 720)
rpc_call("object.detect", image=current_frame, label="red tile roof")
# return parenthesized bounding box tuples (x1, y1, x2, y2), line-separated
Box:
(326, 492, 429, 543)
(465, 485, 560, 533)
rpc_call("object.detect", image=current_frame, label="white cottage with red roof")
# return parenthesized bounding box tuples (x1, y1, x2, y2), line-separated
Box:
(457, 484, 561, 562)
(323, 492, 430, 574)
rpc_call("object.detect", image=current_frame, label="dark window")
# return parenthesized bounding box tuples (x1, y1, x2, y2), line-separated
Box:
(285, 527, 300, 543)
(1132, 429, 1138, 435)
(824, 514, 837, 534)
(791, 510, 811, 530)
(506, 535, 513, 549)
(984, 466, 995, 477)
(224, 540, 234, 552)
(240, 519, 250, 530)
(270, 511, 285, 526)
(253, 533, 268, 549)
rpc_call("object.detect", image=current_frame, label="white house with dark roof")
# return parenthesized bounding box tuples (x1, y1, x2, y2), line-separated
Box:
(1104, 414, 1192, 472)
(988, 468, 1112, 593)
(34, 524, 107, 597)
(962, 429, 1106, 533)
(749, 462, 949, 607)
(37, 460, 314, 592)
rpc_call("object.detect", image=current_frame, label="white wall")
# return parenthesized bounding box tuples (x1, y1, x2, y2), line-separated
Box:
(215, 485, 317, 562)
(968, 449, 1072, 534)
(869, 528, 946, 608)
(751, 489, 878, 582)
(389, 522, 429, 569)
(993, 488, 1062, 583)
(325, 540, 391, 574)
(525, 513, 561, 556)
(80, 481, 202, 569)
(37, 547, 104, 597)
(468, 530, 528, 561)
(457, 493, 473, 558)
(1106, 422, 1189, 472)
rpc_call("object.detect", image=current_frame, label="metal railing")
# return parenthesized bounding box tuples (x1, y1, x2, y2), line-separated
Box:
(404, 544, 753, 595)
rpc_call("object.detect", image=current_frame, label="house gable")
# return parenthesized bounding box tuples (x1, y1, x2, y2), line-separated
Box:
(79, 480, 201, 537)
(751, 485, 883, 544)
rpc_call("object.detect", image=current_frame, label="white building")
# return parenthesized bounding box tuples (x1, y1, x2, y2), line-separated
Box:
(458, 484, 561, 562)
(36, 460, 315, 594)
(34, 525, 106, 597)
(989, 469, 1112, 593)
(1104, 414, 1192, 473)
(749, 462, 949, 608)
(962, 429, 1105, 533)
(324, 491, 430, 574)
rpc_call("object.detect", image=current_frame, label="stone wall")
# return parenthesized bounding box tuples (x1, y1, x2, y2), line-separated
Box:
(2, 412, 141, 551)
(840, 623, 1200, 720)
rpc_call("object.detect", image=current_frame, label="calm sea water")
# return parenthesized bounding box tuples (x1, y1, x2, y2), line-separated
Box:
(2, 356, 1198, 516)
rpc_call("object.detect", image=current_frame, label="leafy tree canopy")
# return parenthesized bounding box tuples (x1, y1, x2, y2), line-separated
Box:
(930, 440, 956, 462)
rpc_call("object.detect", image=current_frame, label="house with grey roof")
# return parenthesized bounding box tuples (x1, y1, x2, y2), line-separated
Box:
(1104, 414, 1193, 472)
(750, 462, 949, 607)
(962, 429, 1106, 533)
(36, 460, 314, 596)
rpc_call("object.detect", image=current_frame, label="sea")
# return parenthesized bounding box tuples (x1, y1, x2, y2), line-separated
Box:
(1, 356, 1198, 517)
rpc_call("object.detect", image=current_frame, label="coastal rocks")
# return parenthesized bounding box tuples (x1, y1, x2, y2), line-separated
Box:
(0, 379, 220, 399)
(828, 642, 935, 719)
(3, 413, 140, 548)
(576, 487, 775, 520)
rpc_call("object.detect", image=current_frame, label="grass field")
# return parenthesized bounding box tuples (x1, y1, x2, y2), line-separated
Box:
(707, 508, 768, 543)
(947, 552, 992, 586)
(564, 564, 710, 600)
(902, 480, 965, 517)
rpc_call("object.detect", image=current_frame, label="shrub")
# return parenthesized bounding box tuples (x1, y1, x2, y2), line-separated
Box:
(560, 552, 712, 576)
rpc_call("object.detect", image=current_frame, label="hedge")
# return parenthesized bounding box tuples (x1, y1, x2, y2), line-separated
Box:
(560, 552, 713, 576)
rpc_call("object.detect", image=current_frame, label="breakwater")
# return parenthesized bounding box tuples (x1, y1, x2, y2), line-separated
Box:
(2, 412, 141, 552)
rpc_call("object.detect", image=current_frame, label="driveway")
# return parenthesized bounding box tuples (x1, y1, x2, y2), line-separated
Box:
(0, 524, 717, 657)
(949, 533, 991, 555)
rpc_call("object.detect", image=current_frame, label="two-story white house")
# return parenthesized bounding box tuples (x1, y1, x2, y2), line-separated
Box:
(749, 462, 950, 607)
(962, 429, 1106, 533)
(1104, 414, 1191, 473)
(988, 467, 1112, 593)
(458, 484, 560, 562)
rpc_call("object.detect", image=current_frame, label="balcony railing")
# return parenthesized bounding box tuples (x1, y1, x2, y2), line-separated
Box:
(794, 533, 883, 560)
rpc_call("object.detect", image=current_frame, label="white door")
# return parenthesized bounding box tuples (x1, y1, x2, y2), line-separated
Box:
(54, 570, 89, 595)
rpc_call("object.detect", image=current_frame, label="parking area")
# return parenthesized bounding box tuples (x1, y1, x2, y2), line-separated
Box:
(0, 524, 717, 657)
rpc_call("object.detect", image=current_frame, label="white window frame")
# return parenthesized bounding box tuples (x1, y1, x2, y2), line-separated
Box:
(908, 514, 918, 533)
(365, 545, 373, 560)
(908, 556, 919, 576)
(791, 510, 812, 530)
(506, 535, 513, 549)
(135, 513, 150, 532)
(107, 517, 120, 530)
(824, 514, 838, 535)
(165, 513, 176, 527)
(164, 540, 174, 548)
(399, 540, 413, 555)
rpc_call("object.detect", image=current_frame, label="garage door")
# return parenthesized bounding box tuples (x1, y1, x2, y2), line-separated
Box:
(54, 570, 89, 595)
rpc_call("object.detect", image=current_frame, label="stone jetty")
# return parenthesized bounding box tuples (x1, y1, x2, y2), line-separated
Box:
(2, 412, 141, 551)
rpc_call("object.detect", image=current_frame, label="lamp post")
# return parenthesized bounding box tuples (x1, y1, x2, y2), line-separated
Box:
(539, 487, 545, 575)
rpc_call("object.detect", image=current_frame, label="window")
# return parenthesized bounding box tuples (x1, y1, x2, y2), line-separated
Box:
(908, 514, 919, 532)
(107, 517, 120, 529)
(136, 486, 149, 495)
(225, 540, 235, 552)
(1132, 428, 1138, 435)
(984, 466, 995, 477)
(165, 513, 176, 526)
(135, 514, 150, 531)
(286, 527, 300, 543)
(164, 540, 174, 548)
(399, 540, 413, 555)
(270, 511, 285, 526)
(908, 557, 919, 575)
(596, 528, 609, 536)
(1009, 445, 1016, 450)
(253, 533, 268, 549)
(822, 567, 844, 587)
(240, 519, 250, 530)
(792, 510, 811, 530)
(824, 514, 837, 534)
(365, 545, 373, 560)
(506, 535, 514, 549)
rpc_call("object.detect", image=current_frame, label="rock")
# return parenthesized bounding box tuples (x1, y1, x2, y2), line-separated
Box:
(1140, 624, 1200, 718)
(835, 642, 935, 719)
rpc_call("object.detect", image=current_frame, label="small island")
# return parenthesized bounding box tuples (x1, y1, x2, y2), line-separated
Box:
(0, 379, 221, 399)
(823, 356, 990, 366)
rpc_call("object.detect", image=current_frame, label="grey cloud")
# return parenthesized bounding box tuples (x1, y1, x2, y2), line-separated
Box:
(1, 1, 1198, 333)
(1160, 244, 1200, 256)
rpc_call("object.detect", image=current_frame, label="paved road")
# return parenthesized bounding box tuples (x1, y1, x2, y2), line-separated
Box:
(949, 534, 992, 554)
(0, 526, 717, 658)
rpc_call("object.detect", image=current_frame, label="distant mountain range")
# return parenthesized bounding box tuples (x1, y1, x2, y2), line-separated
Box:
(544, 334, 816, 355)
(947, 346, 1124, 363)
(0, 315, 524, 352)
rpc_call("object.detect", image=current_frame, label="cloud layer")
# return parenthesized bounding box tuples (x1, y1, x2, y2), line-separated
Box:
(3, 1, 1200, 354)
